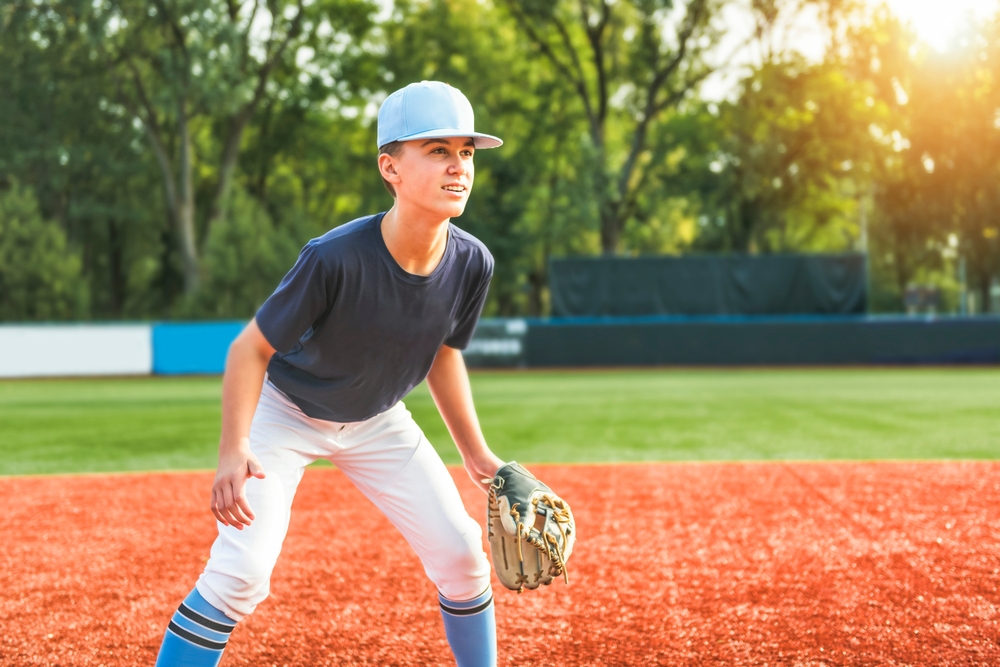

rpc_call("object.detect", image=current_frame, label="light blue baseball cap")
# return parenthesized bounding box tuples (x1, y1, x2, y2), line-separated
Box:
(377, 81, 503, 150)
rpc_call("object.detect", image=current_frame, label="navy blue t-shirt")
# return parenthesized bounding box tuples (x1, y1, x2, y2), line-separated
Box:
(255, 212, 493, 422)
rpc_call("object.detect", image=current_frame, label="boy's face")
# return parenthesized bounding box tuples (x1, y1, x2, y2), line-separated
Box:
(382, 136, 475, 219)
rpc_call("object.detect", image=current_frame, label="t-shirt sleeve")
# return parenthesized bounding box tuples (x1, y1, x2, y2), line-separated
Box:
(255, 243, 333, 354)
(444, 255, 493, 350)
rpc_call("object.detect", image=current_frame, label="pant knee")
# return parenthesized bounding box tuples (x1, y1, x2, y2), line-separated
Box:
(198, 544, 280, 621)
(197, 571, 270, 622)
(429, 528, 492, 601)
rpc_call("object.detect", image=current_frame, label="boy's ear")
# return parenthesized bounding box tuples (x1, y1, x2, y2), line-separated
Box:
(378, 153, 401, 183)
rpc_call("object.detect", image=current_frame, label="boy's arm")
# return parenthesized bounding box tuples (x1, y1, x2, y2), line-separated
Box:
(425, 344, 504, 494)
(211, 317, 275, 529)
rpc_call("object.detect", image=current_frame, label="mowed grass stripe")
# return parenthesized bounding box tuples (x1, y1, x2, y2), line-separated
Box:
(0, 378, 223, 475)
(1, 368, 998, 476)
(450, 368, 1000, 463)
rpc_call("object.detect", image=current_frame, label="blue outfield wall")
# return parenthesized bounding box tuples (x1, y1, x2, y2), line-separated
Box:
(13, 317, 995, 378)
(149, 319, 523, 374)
(146, 316, 1000, 375)
(152, 321, 246, 374)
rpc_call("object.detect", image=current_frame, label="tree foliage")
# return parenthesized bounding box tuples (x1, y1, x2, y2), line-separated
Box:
(849, 7, 1000, 311)
(497, 0, 724, 253)
(678, 58, 879, 253)
(0, 180, 86, 321)
(1, 0, 999, 319)
(64, 0, 378, 296)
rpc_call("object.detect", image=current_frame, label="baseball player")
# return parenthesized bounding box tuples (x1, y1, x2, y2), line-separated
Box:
(154, 81, 504, 667)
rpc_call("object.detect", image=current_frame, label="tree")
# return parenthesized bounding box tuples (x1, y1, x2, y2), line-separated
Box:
(188, 188, 301, 318)
(0, 2, 167, 318)
(676, 57, 880, 253)
(497, 0, 724, 254)
(850, 7, 1000, 311)
(920, 16, 1000, 312)
(63, 0, 377, 296)
(0, 180, 86, 321)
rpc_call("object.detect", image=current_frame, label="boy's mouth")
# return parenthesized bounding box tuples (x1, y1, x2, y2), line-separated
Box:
(443, 185, 466, 193)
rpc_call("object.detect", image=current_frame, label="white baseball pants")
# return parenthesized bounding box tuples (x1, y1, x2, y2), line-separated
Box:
(196, 380, 491, 621)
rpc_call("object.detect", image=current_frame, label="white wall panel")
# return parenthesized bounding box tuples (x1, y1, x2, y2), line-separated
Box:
(0, 325, 153, 377)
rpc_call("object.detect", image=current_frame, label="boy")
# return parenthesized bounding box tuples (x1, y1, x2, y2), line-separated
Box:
(154, 81, 505, 667)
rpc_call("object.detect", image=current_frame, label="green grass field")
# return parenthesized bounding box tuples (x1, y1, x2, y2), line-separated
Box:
(2, 368, 999, 476)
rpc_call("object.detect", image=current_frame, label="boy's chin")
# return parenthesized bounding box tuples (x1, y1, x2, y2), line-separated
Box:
(401, 195, 468, 220)
(433, 201, 468, 219)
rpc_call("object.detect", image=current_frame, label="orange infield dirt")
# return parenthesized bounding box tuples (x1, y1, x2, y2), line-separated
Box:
(2, 462, 999, 666)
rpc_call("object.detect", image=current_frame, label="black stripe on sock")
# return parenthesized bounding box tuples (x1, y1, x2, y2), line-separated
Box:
(177, 604, 236, 634)
(440, 596, 494, 617)
(167, 621, 228, 651)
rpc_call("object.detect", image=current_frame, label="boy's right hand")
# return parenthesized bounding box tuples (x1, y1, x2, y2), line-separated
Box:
(211, 440, 266, 530)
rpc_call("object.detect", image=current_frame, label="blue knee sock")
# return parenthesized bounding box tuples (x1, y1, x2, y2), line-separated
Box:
(154, 587, 236, 667)
(439, 588, 497, 667)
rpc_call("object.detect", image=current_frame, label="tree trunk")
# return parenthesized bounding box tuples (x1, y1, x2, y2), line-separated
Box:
(205, 5, 304, 242)
(892, 233, 912, 308)
(206, 109, 253, 242)
(135, 94, 199, 298)
(176, 100, 199, 296)
(527, 264, 546, 317)
(731, 199, 758, 252)
(107, 218, 124, 317)
(980, 274, 992, 314)
(599, 205, 621, 254)
(594, 145, 622, 254)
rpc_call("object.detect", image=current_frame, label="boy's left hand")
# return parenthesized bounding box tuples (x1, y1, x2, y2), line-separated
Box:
(465, 451, 505, 494)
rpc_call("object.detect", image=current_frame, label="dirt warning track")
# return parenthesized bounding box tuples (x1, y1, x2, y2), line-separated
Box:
(2, 462, 998, 666)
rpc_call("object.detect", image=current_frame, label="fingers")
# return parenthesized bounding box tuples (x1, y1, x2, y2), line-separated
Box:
(210, 473, 259, 530)
(234, 487, 256, 524)
(211, 487, 229, 526)
(211, 482, 239, 529)
(466, 464, 490, 494)
(476, 462, 501, 494)
(234, 458, 264, 522)
(474, 474, 492, 495)
(223, 481, 254, 528)
(247, 455, 267, 480)
(209, 451, 269, 528)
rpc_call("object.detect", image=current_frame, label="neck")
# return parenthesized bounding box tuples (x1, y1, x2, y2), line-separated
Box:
(380, 201, 451, 277)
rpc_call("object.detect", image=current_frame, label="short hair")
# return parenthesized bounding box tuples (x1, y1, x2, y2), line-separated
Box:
(379, 141, 403, 198)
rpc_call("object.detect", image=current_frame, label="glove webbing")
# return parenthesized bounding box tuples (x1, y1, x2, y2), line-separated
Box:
(507, 493, 572, 590)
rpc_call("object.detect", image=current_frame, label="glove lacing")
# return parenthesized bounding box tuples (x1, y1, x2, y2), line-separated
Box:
(489, 475, 574, 592)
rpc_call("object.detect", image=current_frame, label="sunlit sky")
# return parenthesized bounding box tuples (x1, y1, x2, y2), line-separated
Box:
(368, 0, 998, 102)
(884, 0, 998, 51)
(699, 0, 999, 100)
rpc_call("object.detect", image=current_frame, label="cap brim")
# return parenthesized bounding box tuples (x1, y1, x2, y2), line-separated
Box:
(389, 128, 503, 149)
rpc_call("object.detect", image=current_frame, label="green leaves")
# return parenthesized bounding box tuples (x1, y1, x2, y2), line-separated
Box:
(671, 55, 880, 254)
(0, 181, 86, 321)
(181, 188, 300, 318)
(2, 0, 998, 319)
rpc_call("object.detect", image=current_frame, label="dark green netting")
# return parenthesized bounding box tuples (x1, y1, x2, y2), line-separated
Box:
(549, 254, 868, 317)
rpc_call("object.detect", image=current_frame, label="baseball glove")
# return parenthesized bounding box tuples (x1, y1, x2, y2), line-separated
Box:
(487, 462, 576, 593)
